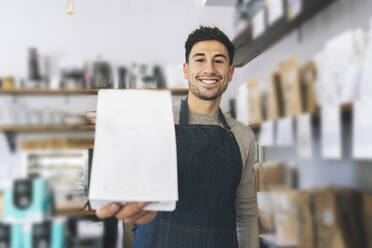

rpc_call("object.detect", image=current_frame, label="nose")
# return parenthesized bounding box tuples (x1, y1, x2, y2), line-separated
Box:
(203, 60, 216, 75)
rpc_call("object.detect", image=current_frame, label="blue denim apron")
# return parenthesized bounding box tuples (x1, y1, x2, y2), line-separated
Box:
(133, 99, 243, 248)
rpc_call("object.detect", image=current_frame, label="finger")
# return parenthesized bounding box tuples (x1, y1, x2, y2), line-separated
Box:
(86, 112, 96, 117)
(86, 112, 96, 123)
(115, 202, 147, 220)
(121, 209, 147, 224)
(134, 211, 157, 225)
(88, 118, 96, 124)
(96, 203, 120, 219)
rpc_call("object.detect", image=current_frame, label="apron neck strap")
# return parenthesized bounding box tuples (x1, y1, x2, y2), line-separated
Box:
(180, 98, 231, 130)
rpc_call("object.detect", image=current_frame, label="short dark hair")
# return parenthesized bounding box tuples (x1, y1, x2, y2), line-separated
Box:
(185, 26, 235, 65)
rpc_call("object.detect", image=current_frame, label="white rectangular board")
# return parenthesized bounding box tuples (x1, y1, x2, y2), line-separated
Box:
(276, 117, 294, 146)
(321, 106, 342, 159)
(353, 100, 372, 160)
(89, 90, 178, 211)
(260, 121, 275, 147)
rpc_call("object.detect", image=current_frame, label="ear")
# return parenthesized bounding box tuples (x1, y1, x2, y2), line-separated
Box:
(228, 65, 235, 82)
(183, 63, 189, 80)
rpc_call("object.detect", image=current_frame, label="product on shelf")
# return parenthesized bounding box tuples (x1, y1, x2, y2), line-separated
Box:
(256, 163, 286, 192)
(300, 61, 317, 114)
(362, 192, 372, 248)
(247, 78, 263, 125)
(265, 72, 284, 121)
(21, 149, 89, 212)
(1, 76, 15, 90)
(271, 188, 298, 242)
(257, 191, 275, 234)
(278, 56, 303, 117)
(330, 187, 366, 248)
(294, 191, 316, 248)
(3, 178, 53, 223)
(312, 189, 347, 248)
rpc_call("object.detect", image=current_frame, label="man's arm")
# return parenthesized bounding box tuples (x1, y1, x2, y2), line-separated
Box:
(236, 131, 259, 248)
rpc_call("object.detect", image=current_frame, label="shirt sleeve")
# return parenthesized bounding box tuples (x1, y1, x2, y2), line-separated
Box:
(236, 130, 259, 248)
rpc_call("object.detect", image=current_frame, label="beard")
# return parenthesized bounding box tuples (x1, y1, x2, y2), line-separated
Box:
(188, 79, 228, 100)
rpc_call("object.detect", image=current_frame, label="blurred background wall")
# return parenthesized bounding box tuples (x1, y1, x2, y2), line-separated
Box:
(1, 0, 372, 191)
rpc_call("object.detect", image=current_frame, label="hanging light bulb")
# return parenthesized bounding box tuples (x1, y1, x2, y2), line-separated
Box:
(66, 0, 74, 15)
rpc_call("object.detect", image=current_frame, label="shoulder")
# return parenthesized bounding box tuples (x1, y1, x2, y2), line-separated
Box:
(225, 114, 255, 145)
(172, 101, 181, 124)
(224, 114, 256, 166)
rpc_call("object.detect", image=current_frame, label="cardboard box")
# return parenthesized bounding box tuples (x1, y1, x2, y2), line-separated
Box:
(256, 163, 285, 192)
(247, 78, 263, 125)
(300, 62, 317, 114)
(312, 189, 347, 248)
(257, 192, 275, 234)
(294, 191, 316, 248)
(278, 57, 303, 117)
(362, 193, 372, 248)
(271, 189, 297, 242)
(266, 72, 284, 120)
(330, 187, 366, 248)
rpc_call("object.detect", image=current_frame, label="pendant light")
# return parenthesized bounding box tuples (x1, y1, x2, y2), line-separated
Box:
(67, 0, 75, 15)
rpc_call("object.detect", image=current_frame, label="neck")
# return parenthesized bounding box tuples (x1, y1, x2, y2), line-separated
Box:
(187, 92, 221, 115)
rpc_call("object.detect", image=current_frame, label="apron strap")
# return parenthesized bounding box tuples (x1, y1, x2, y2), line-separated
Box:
(180, 99, 189, 126)
(180, 99, 231, 130)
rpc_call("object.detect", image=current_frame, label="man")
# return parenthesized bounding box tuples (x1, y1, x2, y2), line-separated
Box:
(95, 26, 259, 248)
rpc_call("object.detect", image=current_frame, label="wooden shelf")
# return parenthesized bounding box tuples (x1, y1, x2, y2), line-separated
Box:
(57, 209, 96, 217)
(0, 88, 189, 95)
(0, 89, 99, 95)
(248, 103, 353, 130)
(168, 88, 189, 95)
(0, 125, 95, 132)
(232, 0, 336, 67)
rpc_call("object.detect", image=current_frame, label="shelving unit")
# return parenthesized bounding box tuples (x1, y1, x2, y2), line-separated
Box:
(1, 125, 95, 152)
(57, 209, 96, 217)
(0, 125, 95, 132)
(0, 88, 189, 151)
(232, 0, 337, 67)
(248, 103, 353, 131)
(0, 88, 189, 95)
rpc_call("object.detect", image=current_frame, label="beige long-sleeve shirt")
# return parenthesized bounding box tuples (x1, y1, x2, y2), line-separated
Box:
(173, 101, 259, 248)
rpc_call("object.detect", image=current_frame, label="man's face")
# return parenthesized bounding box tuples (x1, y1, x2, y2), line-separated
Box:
(183, 40, 235, 101)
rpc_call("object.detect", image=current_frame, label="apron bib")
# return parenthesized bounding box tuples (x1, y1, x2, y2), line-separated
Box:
(133, 99, 243, 248)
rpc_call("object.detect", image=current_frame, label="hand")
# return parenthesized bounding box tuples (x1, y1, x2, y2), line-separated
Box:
(86, 111, 96, 124)
(96, 202, 157, 225)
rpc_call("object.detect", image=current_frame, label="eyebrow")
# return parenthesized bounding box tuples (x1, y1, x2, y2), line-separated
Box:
(192, 53, 205, 58)
(192, 53, 227, 60)
(214, 54, 227, 60)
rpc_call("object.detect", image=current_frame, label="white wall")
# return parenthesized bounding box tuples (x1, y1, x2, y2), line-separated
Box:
(0, 0, 238, 182)
(0, 0, 236, 76)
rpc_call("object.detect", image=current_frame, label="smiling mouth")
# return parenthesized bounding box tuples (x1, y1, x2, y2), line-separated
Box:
(197, 78, 220, 88)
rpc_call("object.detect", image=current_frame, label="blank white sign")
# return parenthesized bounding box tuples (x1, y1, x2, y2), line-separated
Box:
(89, 90, 178, 211)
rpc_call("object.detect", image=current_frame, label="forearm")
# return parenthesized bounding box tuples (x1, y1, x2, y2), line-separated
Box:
(236, 133, 259, 248)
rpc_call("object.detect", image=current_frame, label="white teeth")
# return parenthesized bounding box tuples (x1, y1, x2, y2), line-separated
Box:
(200, 79, 217, 84)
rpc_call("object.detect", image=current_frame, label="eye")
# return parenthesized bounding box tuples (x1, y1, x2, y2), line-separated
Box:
(215, 60, 224, 64)
(195, 58, 204, 62)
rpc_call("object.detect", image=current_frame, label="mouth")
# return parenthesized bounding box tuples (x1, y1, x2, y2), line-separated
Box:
(197, 77, 221, 88)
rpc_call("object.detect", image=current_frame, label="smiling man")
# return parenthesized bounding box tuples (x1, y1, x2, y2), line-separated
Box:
(96, 26, 259, 248)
